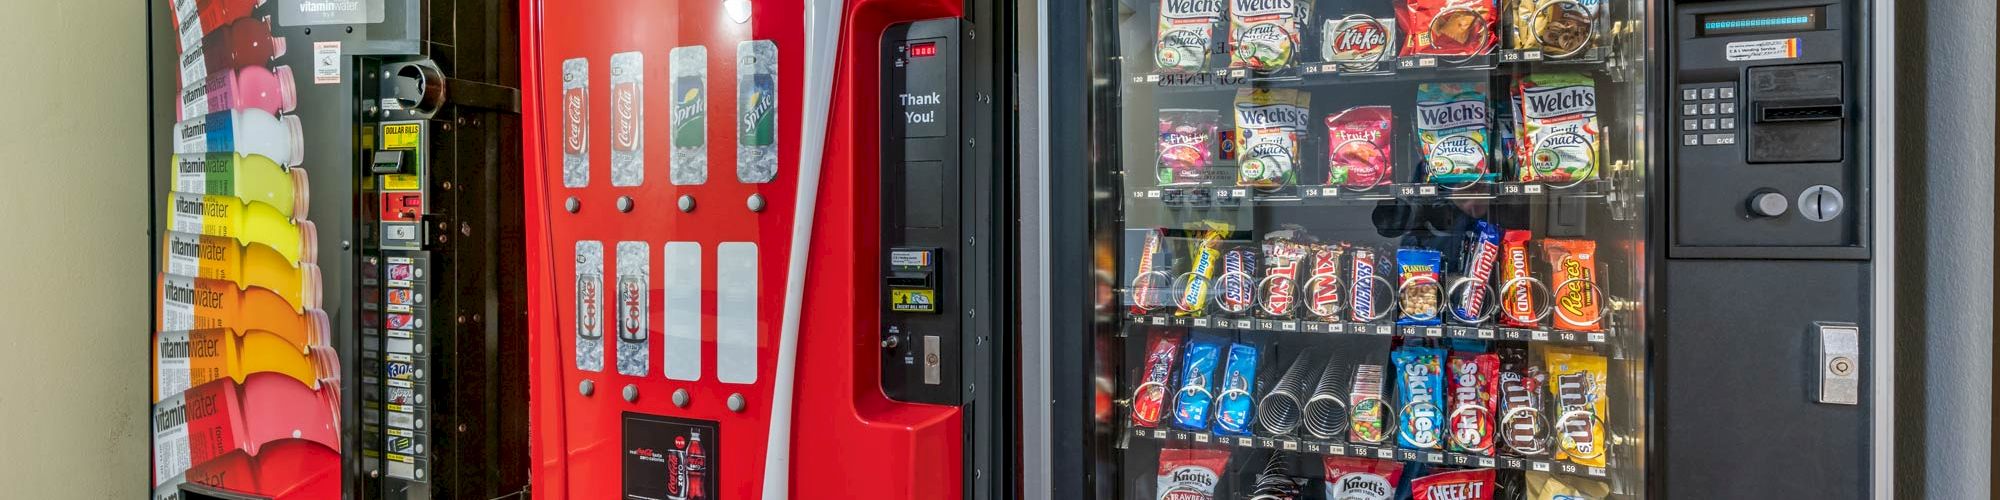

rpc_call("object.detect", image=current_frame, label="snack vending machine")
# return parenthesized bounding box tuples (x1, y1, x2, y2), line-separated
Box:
(1039, 0, 1892, 498)
(149, 1, 530, 498)
(521, 0, 1015, 498)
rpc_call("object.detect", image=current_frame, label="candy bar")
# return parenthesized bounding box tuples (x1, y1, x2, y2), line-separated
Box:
(1212, 342, 1261, 435)
(1131, 330, 1186, 428)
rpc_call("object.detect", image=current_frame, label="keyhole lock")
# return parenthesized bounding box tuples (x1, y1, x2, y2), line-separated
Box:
(1829, 356, 1855, 377)
(1798, 185, 1845, 222)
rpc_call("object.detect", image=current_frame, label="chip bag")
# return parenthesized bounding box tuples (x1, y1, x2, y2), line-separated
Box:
(1542, 239, 1599, 331)
(1228, 0, 1308, 72)
(1544, 346, 1608, 467)
(1399, 0, 1499, 57)
(1397, 248, 1445, 326)
(1417, 82, 1494, 184)
(1131, 330, 1186, 428)
(1155, 0, 1226, 73)
(1410, 468, 1497, 500)
(1322, 456, 1405, 500)
(1511, 0, 1602, 58)
(1155, 447, 1231, 500)
(1525, 471, 1613, 499)
(1326, 106, 1396, 189)
(1234, 89, 1311, 188)
(1394, 345, 1446, 449)
(1158, 109, 1223, 186)
(1516, 73, 1599, 183)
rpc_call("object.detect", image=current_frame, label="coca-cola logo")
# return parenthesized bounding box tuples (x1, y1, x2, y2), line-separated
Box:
(613, 84, 638, 150)
(564, 90, 587, 152)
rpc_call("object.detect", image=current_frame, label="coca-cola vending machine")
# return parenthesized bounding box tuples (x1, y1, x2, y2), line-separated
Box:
(521, 0, 1016, 498)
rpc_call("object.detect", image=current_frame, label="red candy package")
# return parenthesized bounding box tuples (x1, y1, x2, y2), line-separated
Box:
(1155, 447, 1231, 500)
(1325, 106, 1396, 189)
(1322, 456, 1405, 500)
(1447, 349, 1500, 454)
(1411, 468, 1497, 500)
(1397, 0, 1499, 57)
(1157, 109, 1222, 186)
(1131, 330, 1186, 428)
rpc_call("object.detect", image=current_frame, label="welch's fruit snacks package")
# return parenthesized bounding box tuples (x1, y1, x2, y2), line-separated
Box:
(1228, 0, 1309, 73)
(1515, 73, 1599, 183)
(1233, 88, 1312, 188)
(1416, 82, 1494, 185)
(1325, 106, 1396, 189)
(1156, 0, 1226, 73)
(1155, 447, 1231, 500)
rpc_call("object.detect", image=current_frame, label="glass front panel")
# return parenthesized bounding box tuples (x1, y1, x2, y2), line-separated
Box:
(1090, 0, 1649, 497)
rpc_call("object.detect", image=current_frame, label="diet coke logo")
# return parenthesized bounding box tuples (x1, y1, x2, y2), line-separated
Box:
(618, 277, 646, 342)
(576, 274, 601, 338)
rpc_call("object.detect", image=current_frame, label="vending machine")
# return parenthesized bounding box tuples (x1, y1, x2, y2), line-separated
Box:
(149, 1, 530, 498)
(1035, 0, 1893, 498)
(520, 0, 1015, 498)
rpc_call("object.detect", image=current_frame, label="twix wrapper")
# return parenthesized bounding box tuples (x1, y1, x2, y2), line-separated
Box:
(1498, 230, 1538, 327)
(1131, 330, 1185, 428)
(1544, 239, 1600, 331)
(1258, 231, 1311, 319)
(1304, 243, 1349, 321)
(1175, 221, 1234, 317)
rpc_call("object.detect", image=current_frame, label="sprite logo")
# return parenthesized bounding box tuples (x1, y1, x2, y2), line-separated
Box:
(672, 78, 706, 148)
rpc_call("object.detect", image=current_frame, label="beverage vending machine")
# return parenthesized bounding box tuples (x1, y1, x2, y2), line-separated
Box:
(1035, 0, 1894, 498)
(520, 0, 1016, 498)
(149, 0, 531, 498)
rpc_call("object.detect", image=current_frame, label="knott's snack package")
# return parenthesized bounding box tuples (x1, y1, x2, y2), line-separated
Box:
(1498, 345, 1550, 457)
(1304, 243, 1350, 322)
(1325, 106, 1396, 189)
(1525, 471, 1613, 499)
(1416, 82, 1494, 184)
(1545, 347, 1608, 467)
(1410, 468, 1498, 500)
(1393, 345, 1446, 449)
(1172, 333, 1228, 430)
(1158, 109, 1223, 186)
(1156, 0, 1226, 73)
(1229, 0, 1309, 72)
(1516, 73, 1600, 183)
(1453, 220, 1503, 324)
(1397, 248, 1445, 326)
(1322, 456, 1405, 500)
(1132, 330, 1187, 428)
(1257, 229, 1312, 319)
(1398, 0, 1499, 57)
(1321, 13, 1398, 74)
(1543, 239, 1600, 331)
(1510, 0, 1603, 58)
(1212, 342, 1262, 435)
(1155, 447, 1231, 500)
(1234, 89, 1311, 188)
(1176, 221, 1235, 316)
(1497, 230, 1539, 328)
(1447, 346, 1500, 454)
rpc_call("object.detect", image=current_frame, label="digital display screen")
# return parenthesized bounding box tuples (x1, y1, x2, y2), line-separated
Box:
(909, 42, 938, 58)
(1699, 7, 1825, 37)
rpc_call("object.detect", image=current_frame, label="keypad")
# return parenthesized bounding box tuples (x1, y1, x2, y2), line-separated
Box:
(1679, 82, 1739, 147)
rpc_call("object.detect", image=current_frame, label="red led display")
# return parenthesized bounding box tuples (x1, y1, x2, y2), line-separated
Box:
(909, 41, 937, 57)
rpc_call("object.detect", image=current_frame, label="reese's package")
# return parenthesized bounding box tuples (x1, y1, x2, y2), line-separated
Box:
(1155, 0, 1226, 73)
(1410, 468, 1497, 500)
(1398, 0, 1499, 57)
(1132, 330, 1186, 428)
(1172, 333, 1228, 430)
(1416, 82, 1494, 184)
(1542, 239, 1599, 331)
(1397, 248, 1445, 326)
(1212, 342, 1262, 435)
(1511, 0, 1603, 58)
(1229, 0, 1308, 72)
(1176, 221, 1235, 317)
(1394, 345, 1446, 449)
(1326, 106, 1396, 189)
(1234, 89, 1312, 188)
(1516, 73, 1599, 183)
(1322, 456, 1405, 500)
(1155, 447, 1231, 500)
(1544, 346, 1608, 467)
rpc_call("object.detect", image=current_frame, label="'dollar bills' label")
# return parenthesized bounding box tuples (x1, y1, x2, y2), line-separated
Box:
(610, 52, 644, 187)
(561, 58, 589, 188)
(1154, 0, 1225, 73)
(670, 46, 709, 185)
(1517, 73, 1599, 182)
(739, 40, 779, 183)
(574, 241, 604, 372)
(615, 241, 650, 376)
(1417, 82, 1493, 184)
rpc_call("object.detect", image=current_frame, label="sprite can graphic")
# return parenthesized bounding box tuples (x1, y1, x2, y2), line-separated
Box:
(670, 46, 708, 185)
(738, 40, 778, 183)
(610, 52, 644, 187)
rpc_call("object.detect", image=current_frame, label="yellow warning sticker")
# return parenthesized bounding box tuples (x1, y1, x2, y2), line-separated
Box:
(383, 123, 422, 150)
(381, 174, 420, 191)
(891, 289, 937, 313)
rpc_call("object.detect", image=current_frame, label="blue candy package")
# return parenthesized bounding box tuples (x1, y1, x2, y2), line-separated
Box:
(1397, 248, 1445, 326)
(1394, 345, 1447, 449)
(1172, 333, 1226, 430)
(1212, 342, 1262, 435)
(1453, 220, 1503, 324)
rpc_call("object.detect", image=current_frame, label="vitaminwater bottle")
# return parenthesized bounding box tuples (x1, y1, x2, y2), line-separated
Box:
(180, 65, 297, 120)
(173, 108, 304, 167)
(159, 273, 328, 352)
(166, 192, 317, 265)
(162, 230, 320, 312)
(171, 153, 308, 220)
(153, 327, 338, 402)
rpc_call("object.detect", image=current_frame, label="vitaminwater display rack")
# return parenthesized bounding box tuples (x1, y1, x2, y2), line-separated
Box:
(1120, 426, 1613, 480)
(1121, 310, 1615, 346)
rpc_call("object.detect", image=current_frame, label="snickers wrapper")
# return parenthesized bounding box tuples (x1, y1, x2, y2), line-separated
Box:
(1217, 247, 1260, 315)
(1349, 247, 1380, 322)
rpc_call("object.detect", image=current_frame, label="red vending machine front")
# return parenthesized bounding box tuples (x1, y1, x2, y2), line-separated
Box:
(520, 1, 997, 498)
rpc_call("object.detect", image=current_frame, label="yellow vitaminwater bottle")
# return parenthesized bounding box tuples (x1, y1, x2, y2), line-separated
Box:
(165, 192, 317, 265)
(161, 230, 320, 312)
(170, 153, 309, 221)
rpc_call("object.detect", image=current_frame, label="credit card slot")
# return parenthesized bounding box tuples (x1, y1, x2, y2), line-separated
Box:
(1757, 104, 1843, 122)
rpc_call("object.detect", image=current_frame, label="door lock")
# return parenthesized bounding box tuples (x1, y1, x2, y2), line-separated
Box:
(1813, 322, 1861, 405)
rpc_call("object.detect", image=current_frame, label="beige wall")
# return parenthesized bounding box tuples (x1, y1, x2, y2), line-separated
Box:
(0, 1, 150, 498)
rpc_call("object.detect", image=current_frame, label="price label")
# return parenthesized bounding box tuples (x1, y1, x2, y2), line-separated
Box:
(1194, 433, 1211, 443)
(1425, 327, 1443, 337)
(1192, 318, 1209, 327)
(1282, 440, 1299, 451)
(1478, 329, 1496, 339)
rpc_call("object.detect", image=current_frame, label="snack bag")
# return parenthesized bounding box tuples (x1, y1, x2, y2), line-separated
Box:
(1325, 106, 1396, 189)
(1155, 447, 1231, 500)
(1155, 0, 1226, 73)
(1228, 0, 1308, 72)
(1349, 363, 1391, 444)
(1131, 228, 1179, 314)
(1234, 89, 1311, 188)
(1158, 109, 1223, 186)
(1258, 231, 1312, 319)
(1545, 347, 1608, 467)
(1176, 221, 1235, 317)
(1542, 239, 1599, 331)
(1454, 220, 1503, 324)
(1172, 333, 1227, 430)
(1525, 471, 1613, 499)
(1497, 230, 1539, 328)
(1212, 342, 1262, 435)
(1516, 73, 1599, 183)
(1322, 456, 1405, 500)
(1132, 330, 1187, 428)
(1447, 346, 1500, 454)
(1393, 345, 1446, 449)
(1216, 247, 1261, 316)
(1321, 13, 1398, 73)
(1398, 0, 1499, 57)
(1417, 82, 1494, 185)
(1349, 247, 1384, 323)
(1303, 243, 1349, 321)
(1397, 248, 1445, 326)
(1410, 468, 1497, 500)
(1511, 0, 1602, 57)
(1498, 345, 1550, 457)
